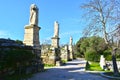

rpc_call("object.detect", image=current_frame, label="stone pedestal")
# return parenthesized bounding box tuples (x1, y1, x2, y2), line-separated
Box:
(61, 45, 69, 61)
(68, 37, 74, 60)
(23, 24, 44, 72)
(23, 25, 41, 49)
(51, 37, 60, 48)
(41, 47, 61, 66)
(69, 45, 73, 60)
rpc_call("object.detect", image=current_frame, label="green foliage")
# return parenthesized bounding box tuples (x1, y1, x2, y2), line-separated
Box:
(103, 50, 112, 61)
(116, 49, 120, 60)
(85, 48, 100, 62)
(61, 60, 67, 64)
(0, 48, 35, 79)
(75, 36, 109, 61)
(15, 40, 23, 44)
(44, 64, 55, 67)
(5, 49, 34, 68)
(86, 62, 103, 71)
(74, 37, 86, 58)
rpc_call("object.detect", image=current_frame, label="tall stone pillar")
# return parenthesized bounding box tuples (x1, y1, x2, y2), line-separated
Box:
(51, 21, 60, 48)
(23, 4, 43, 72)
(51, 21, 61, 66)
(69, 36, 73, 60)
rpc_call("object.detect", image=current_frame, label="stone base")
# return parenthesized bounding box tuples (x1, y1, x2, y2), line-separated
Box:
(41, 47, 61, 66)
(56, 61, 62, 66)
(51, 37, 60, 48)
(23, 24, 41, 48)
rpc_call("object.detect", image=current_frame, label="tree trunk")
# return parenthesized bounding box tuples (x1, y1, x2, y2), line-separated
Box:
(112, 48, 119, 76)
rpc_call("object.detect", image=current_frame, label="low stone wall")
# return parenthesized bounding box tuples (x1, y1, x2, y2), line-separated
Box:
(41, 51, 56, 65)
(106, 61, 120, 71)
(41, 47, 61, 66)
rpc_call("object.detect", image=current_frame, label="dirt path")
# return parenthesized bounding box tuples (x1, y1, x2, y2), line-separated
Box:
(29, 59, 110, 80)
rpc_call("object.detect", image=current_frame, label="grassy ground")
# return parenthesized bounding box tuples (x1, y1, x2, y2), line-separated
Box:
(86, 61, 104, 71)
(44, 64, 55, 69)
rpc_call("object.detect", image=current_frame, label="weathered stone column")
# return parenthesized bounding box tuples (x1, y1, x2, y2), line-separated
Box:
(61, 45, 69, 61)
(51, 21, 61, 66)
(51, 21, 60, 48)
(68, 36, 74, 60)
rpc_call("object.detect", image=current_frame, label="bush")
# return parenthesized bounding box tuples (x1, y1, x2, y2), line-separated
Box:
(61, 60, 67, 64)
(85, 49, 100, 62)
(86, 61, 103, 71)
(103, 50, 112, 61)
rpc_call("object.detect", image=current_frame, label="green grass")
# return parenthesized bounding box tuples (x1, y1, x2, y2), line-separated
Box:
(117, 58, 120, 61)
(44, 64, 55, 68)
(61, 60, 67, 64)
(86, 61, 104, 71)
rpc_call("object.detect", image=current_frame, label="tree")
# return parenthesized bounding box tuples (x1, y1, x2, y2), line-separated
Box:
(81, 0, 120, 76)
(75, 36, 108, 61)
(15, 40, 23, 44)
(74, 37, 86, 57)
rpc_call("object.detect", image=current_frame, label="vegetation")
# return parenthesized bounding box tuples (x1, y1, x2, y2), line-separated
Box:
(81, 0, 120, 76)
(44, 64, 55, 68)
(86, 61, 103, 71)
(15, 40, 23, 45)
(0, 48, 35, 80)
(61, 60, 67, 64)
(75, 36, 110, 61)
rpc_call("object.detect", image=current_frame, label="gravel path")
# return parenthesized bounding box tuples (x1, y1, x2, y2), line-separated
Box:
(29, 59, 110, 80)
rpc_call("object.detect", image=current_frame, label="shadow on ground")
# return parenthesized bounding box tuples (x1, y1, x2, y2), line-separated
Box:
(29, 60, 112, 80)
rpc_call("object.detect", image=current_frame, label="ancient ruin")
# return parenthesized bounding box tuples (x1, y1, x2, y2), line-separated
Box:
(61, 45, 69, 62)
(51, 21, 60, 48)
(23, 4, 40, 49)
(41, 21, 61, 66)
(68, 36, 74, 60)
(23, 4, 43, 72)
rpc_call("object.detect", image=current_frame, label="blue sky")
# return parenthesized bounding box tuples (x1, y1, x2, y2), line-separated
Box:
(0, 0, 87, 44)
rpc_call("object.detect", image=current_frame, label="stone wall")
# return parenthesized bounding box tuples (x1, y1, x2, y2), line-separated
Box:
(41, 49, 55, 65)
(41, 45, 61, 66)
(61, 45, 69, 61)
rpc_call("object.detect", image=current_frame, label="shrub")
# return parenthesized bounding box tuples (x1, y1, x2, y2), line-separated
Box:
(86, 61, 103, 71)
(103, 50, 112, 61)
(85, 49, 100, 62)
(61, 60, 67, 64)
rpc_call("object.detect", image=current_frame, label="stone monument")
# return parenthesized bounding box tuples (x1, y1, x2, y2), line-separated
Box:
(23, 4, 40, 49)
(23, 4, 43, 72)
(51, 21, 61, 66)
(29, 4, 38, 26)
(68, 36, 74, 60)
(100, 55, 106, 70)
(51, 21, 60, 48)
